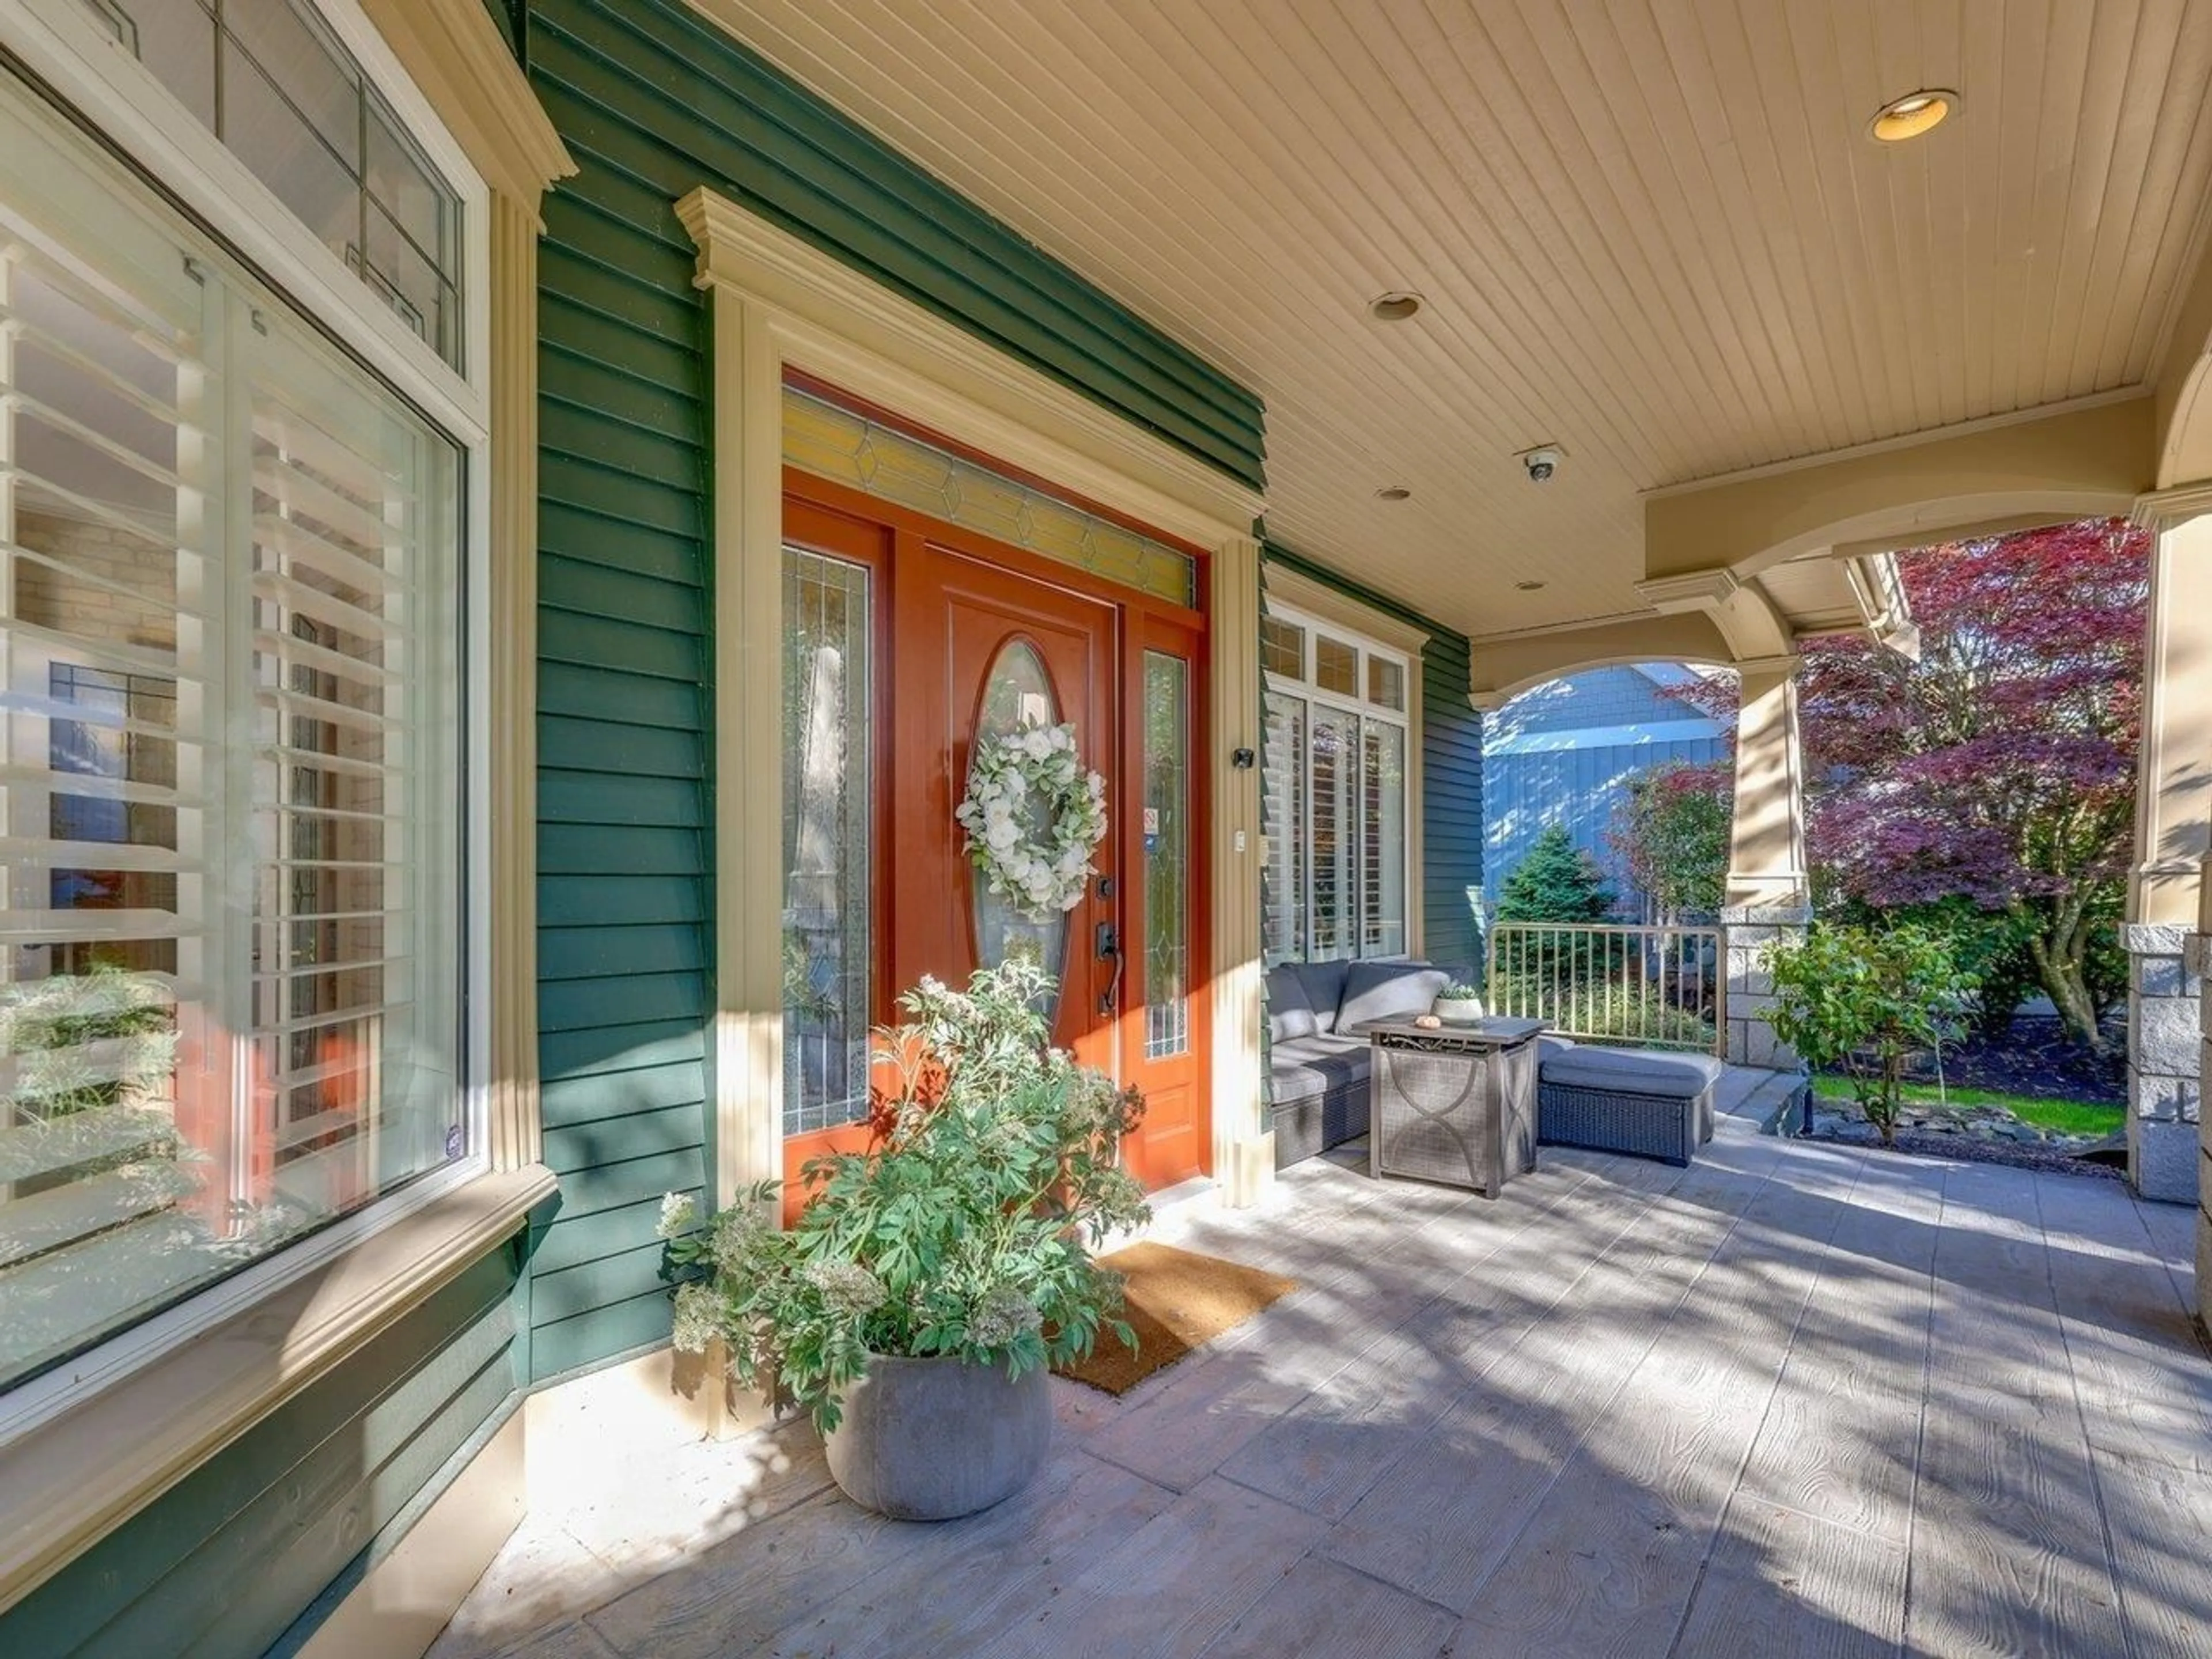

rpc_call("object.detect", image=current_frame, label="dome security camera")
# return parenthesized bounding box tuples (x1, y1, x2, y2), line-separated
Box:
(1520, 445, 1563, 483)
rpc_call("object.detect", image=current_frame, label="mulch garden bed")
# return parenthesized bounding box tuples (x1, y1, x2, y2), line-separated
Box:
(1924, 1014, 2127, 1105)
(1796, 1013, 2130, 1180)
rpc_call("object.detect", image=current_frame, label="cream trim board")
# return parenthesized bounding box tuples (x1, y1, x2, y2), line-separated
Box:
(296, 1407, 526, 1659)
(0, 1164, 555, 1614)
(486, 190, 543, 1170)
(1405, 653, 1426, 962)
(1262, 563, 1431, 656)
(675, 189, 1262, 552)
(1209, 536, 1268, 1205)
(2134, 480, 2212, 527)
(1639, 385, 2156, 499)
(358, 0, 574, 221)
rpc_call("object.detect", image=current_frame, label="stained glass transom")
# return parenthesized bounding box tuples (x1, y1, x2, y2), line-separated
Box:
(783, 388, 1196, 608)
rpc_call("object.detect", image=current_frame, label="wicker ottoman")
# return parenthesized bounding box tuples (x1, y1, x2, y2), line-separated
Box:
(1536, 1047, 1724, 1167)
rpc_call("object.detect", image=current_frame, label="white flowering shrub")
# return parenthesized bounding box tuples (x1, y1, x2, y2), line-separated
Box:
(953, 719, 1108, 920)
(660, 956, 1149, 1434)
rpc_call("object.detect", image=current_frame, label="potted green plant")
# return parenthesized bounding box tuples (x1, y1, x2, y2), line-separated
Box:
(1763, 923, 1976, 1146)
(1432, 980, 1486, 1022)
(659, 956, 1147, 1519)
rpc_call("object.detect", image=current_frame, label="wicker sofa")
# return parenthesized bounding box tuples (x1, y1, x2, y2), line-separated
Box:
(1535, 1040, 1724, 1167)
(1265, 959, 1464, 1168)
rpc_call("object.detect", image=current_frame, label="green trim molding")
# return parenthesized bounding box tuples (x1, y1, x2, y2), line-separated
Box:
(1262, 541, 1487, 971)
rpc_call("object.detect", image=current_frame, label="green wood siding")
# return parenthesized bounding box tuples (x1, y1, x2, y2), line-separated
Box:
(516, 0, 1266, 1385)
(1262, 545, 1487, 970)
(524, 0, 716, 1380)
(0, 1240, 522, 1659)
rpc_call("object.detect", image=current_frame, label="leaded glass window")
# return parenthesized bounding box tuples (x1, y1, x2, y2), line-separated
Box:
(781, 549, 873, 1137)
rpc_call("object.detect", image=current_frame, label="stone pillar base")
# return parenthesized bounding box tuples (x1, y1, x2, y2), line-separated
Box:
(1721, 903, 1812, 1071)
(2123, 923, 2203, 1205)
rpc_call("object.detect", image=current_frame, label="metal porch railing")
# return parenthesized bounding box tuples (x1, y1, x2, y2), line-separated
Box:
(1484, 922, 1726, 1056)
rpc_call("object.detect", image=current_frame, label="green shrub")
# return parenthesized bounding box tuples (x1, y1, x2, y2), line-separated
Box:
(1764, 924, 1976, 1145)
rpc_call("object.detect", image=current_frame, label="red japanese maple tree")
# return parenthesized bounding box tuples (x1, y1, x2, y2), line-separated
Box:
(1796, 517, 2149, 1050)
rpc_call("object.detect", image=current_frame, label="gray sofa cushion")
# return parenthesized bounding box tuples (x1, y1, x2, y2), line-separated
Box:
(1537, 1034, 1578, 1063)
(1266, 967, 1319, 1043)
(1268, 1034, 1370, 1104)
(1539, 1046, 1724, 1098)
(1290, 959, 1352, 1033)
(1338, 960, 1452, 1030)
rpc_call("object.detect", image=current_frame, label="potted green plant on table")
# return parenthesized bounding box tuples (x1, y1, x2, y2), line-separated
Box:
(660, 956, 1147, 1520)
(1432, 980, 1486, 1022)
(1763, 923, 1976, 1146)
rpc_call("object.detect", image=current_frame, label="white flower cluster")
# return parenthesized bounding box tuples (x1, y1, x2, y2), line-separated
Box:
(954, 719, 1108, 921)
(967, 1283, 1043, 1348)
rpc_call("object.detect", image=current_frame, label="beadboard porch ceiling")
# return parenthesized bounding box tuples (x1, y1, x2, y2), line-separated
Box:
(684, 0, 2212, 645)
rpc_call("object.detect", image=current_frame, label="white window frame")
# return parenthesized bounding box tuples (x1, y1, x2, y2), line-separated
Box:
(0, 0, 493, 1444)
(1262, 597, 1417, 964)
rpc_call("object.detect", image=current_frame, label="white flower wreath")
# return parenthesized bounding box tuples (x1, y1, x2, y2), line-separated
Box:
(955, 719, 1109, 921)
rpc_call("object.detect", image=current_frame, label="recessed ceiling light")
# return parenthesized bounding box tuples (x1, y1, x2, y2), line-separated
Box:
(1375, 485, 1412, 501)
(1869, 88, 1959, 143)
(1516, 580, 1547, 592)
(1369, 291, 1423, 322)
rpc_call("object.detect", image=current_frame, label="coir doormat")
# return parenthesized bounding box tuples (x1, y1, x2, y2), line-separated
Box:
(1055, 1241, 1297, 1395)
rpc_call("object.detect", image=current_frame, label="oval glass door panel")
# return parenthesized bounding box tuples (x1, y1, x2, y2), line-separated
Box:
(968, 638, 1068, 1024)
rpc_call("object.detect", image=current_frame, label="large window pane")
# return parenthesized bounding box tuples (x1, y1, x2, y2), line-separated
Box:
(0, 82, 462, 1392)
(1314, 633, 1358, 696)
(1142, 653, 1188, 1060)
(1308, 707, 1359, 960)
(1262, 603, 1412, 964)
(1362, 721, 1407, 956)
(100, 0, 464, 368)
(782, 549, 873, 1136)
(1368, 656, 1405, 711)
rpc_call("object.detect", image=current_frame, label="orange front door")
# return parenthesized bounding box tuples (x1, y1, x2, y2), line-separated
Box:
(779, 475, 1207, 1195)
(892, 546, 1124, 1073)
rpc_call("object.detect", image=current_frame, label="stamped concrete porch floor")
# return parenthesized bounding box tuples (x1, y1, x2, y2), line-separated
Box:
(432, 1071, 2212, 1659)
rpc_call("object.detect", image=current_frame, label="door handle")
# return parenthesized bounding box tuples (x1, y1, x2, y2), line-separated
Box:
(1096, 921, 1123, 1017)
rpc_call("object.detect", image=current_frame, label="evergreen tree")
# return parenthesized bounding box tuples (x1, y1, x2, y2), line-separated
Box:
(1496, 825, 1617, 923)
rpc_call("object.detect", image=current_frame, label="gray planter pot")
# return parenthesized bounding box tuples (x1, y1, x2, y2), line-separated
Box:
(1433, 996, 1486, 1022)
(823, 1352, 1051, 1520)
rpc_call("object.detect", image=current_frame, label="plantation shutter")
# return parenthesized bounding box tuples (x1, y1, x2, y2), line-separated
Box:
(0, 78, 461, 1385)
(0, 90, 224, 1361)
(243, 318, 459, 1217)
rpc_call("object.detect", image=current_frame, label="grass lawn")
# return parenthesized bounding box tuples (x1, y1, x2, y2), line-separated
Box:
(1809, 1074, 2125, 1138)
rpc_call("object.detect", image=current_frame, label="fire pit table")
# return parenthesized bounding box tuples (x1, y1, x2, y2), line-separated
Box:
(1346, 1016, 1547, 1197)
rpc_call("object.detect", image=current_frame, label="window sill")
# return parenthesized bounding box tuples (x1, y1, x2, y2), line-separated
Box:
(0, 1161, 556, 1615)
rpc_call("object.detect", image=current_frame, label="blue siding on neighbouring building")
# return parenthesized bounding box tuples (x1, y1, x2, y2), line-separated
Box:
(1262, 545, 1486, 970)
(1482, 665, 1728, 917)
(0, 1239, 524, 1659)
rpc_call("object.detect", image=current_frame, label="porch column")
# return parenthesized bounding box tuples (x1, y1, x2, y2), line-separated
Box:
(1721, 659, 1810, 1069)
(2198, 854, 2212, 1301)
(1210, 533, 1270, 1206)
(2126, 492, 2212, 1203)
